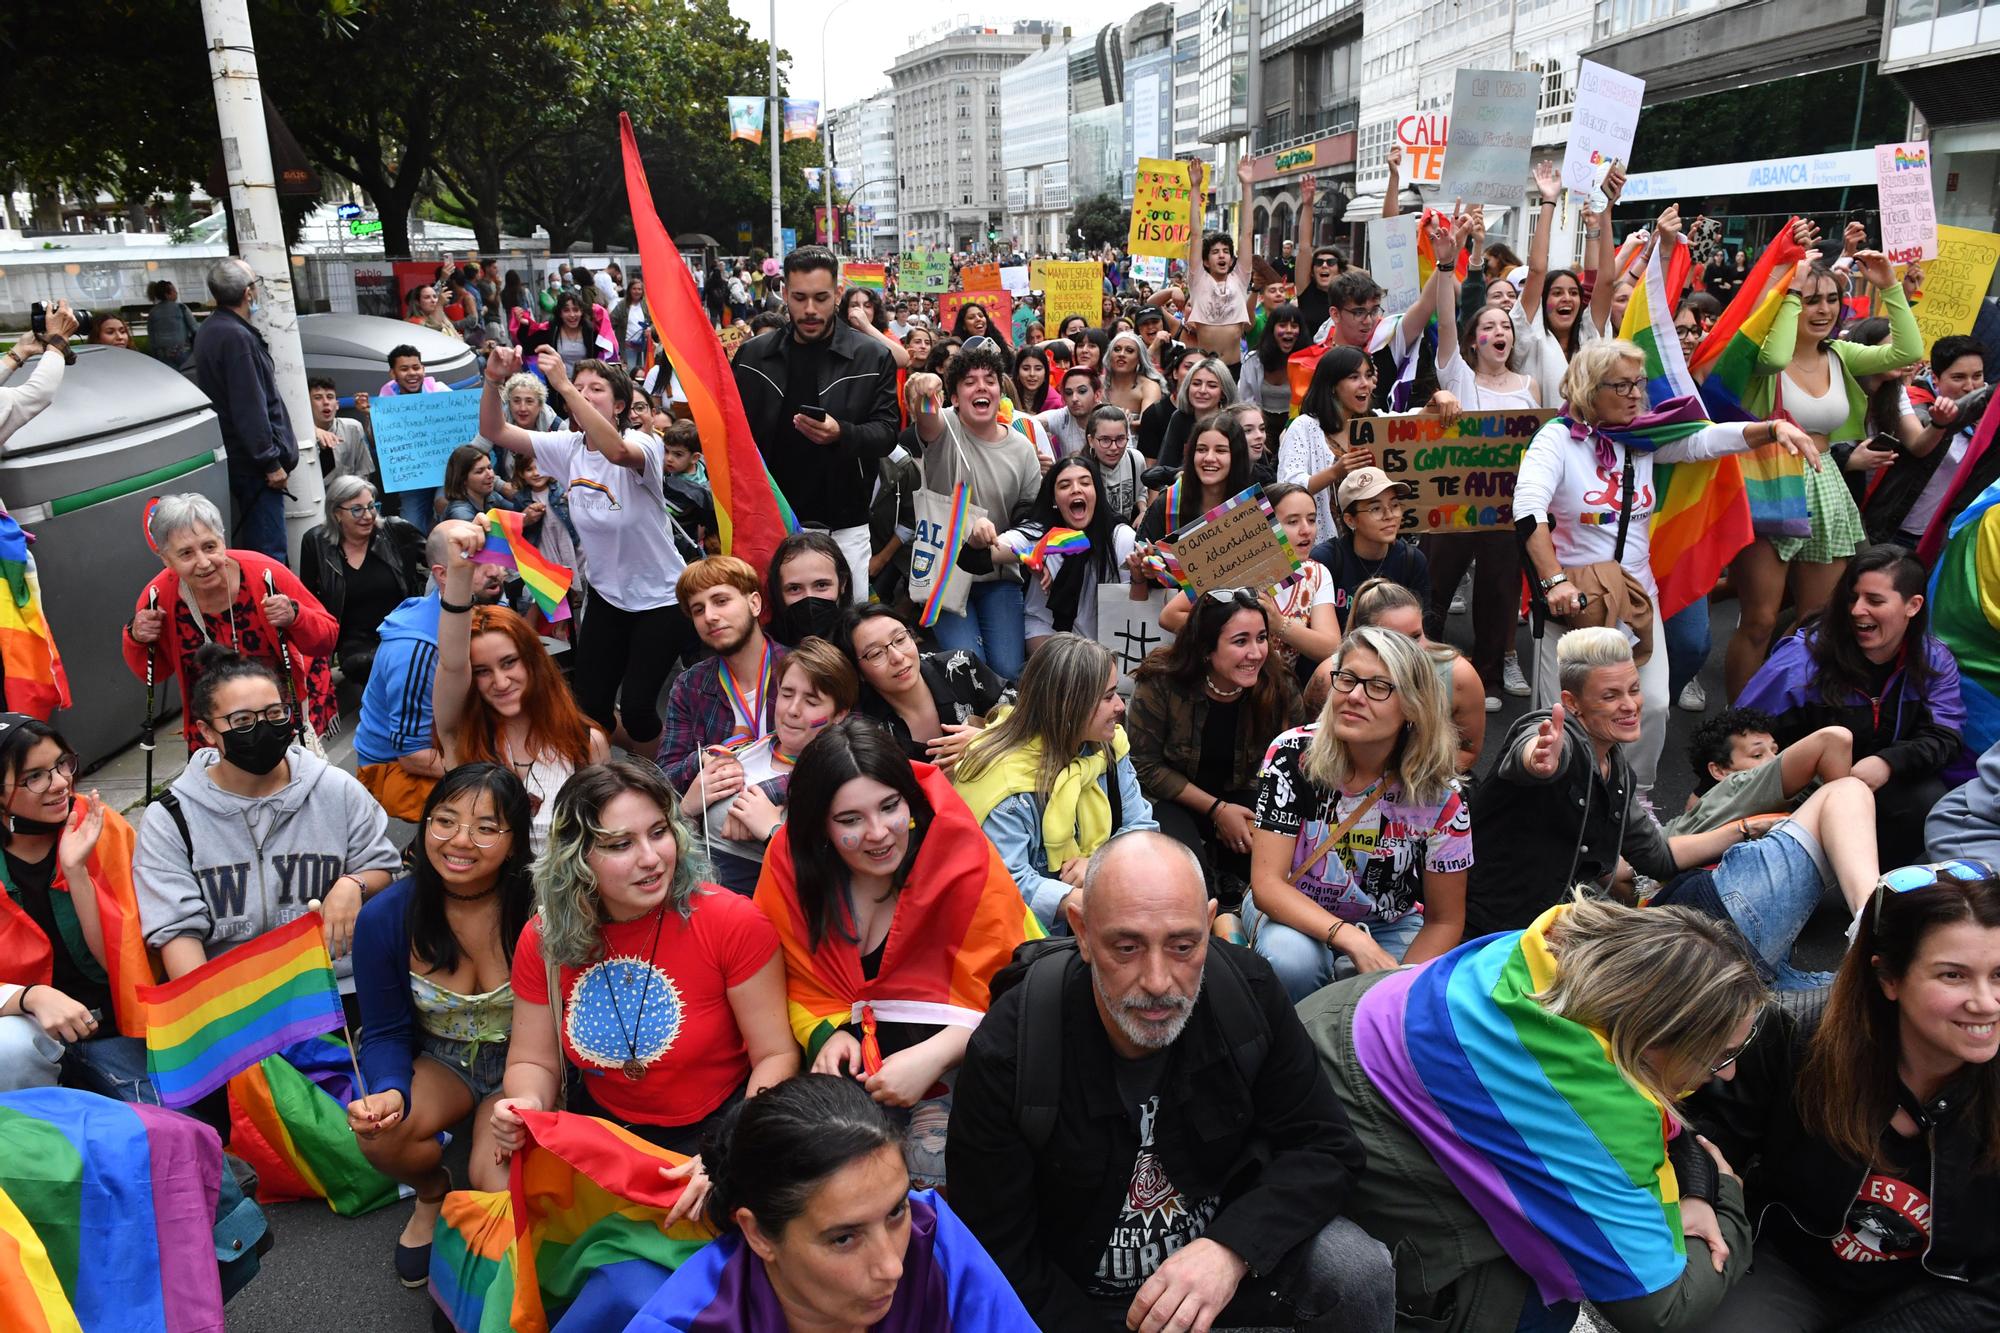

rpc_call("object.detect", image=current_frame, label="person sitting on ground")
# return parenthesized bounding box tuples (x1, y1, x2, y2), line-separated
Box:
(1152, 353, 1238, 473)
(754, 719, 1038, 1188)
(1689, 861, 2000, 1331)
(1248, 627, 1470, 1002)
(972, 455, 1138, 654)
(1131, 588, 1307, 914)
(136, 646, 401, 979)
(1929, 732, 2000, 864)
(1736, 544, 1967, 868)
(1277, 344, 1381, 546)
(949, 832, 1395, 1332)
(347, 763, 532, 1287)
(1161, 482, 1342, 681)
(1309, 577, 1484, 772)
(765, 530, 854, 650)
(0, 715, 149, 1097)
(695, 640, 857, 895)
(1034, 364, 1102, 461)
(494, 758, 798, 1188)
(1668, 709, 1856, 838)
(627, 1073, 1038, 1331)
(297, 475, 425, 698)
(659, 555, 788, 799)
(1080, 402, 1147, 525)
(952, 634, 1158, 930)
(1299, 894, 1763, 1331)
(835, 605, 1008, 771)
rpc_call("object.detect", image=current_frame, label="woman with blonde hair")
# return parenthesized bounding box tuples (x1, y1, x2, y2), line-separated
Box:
(1246, 626, 1470, 1001)
(952, 633, 1157, 928)
(1101, 330, 1166, 420)
(1312, 576, 1484, 772)
(1301, 892, 1766, 1331)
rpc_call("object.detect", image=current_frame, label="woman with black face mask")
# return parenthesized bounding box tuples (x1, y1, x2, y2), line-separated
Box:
(134, 645, 402, 987)
(766, 531, 855, 649)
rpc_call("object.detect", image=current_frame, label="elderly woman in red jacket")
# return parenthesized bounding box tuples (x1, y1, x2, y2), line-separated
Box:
(121, 492, 340, 740)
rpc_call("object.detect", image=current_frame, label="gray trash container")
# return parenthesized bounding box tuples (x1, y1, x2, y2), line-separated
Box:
(297, 314, 480, 403)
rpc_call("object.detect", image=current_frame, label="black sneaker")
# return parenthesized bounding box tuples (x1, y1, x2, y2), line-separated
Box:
(395, 1238, 431, 1290)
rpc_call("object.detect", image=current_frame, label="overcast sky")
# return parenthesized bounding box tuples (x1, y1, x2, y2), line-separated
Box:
(728, 1, 1151, 112)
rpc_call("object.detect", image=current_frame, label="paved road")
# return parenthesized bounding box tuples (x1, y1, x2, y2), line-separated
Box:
(121, 599, 1803, 1331)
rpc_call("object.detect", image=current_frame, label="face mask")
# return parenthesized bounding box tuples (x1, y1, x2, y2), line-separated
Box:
(773, 596, 843, 647)
(218, 719, 292, 775)
(9, 804, 68, 837)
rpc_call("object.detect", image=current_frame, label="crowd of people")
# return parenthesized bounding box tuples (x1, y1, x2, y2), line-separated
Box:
(2, 143, 1999, 1333)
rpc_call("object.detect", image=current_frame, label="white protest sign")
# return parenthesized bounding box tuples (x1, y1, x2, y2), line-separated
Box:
(1437, 69, 1538, 208)
(1368, 215, 1423, 315)
(1096, 584, 1172, 692)
(1130, 255, 1169, 287)
(1875, 141, 1939, 263)
(372, 389, 485, 490)
(1562, 61, 1645, 194)
(999, 264, 1031, 296)
(1396, 112, 1449, 186)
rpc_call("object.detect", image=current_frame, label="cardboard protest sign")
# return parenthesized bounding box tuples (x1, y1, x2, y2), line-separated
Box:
(1396, 113, 1448, 186)
(960, 263, 1001, 291)
(1912, 224, 2000, 355)
(1437, 69, 1538, 208)
(1875, 142, 1939, 264)
(1129, 157, 1199, 259)
(716, 323, 750, 360)
(1036, 261, 1104, 332)
(903, 251, 951, 293)
(1342, 409, 1555, 533)
(1368, 215, 1423, 315)
(372, 389, 485, 490)
(1096, 585, 1172, 692)
(938, 290, 1013, 335)
(1158, 485, 1302, 594)
(1563, 61, 1645, 195)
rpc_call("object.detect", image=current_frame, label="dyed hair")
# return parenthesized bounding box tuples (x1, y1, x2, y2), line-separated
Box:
(676, 554, 762, 608)
(534, 759, 707, 967)
(781, 717, 934, 949)
(1560, 339, 1648, 424)
(407, 763, 536, 974)
(700, 1073, 903, 1235)
(450, 606, 596, 771)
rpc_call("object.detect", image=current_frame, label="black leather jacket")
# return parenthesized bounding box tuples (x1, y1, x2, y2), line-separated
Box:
(296, 517, 426, 627)
(729, 318, 900, 529)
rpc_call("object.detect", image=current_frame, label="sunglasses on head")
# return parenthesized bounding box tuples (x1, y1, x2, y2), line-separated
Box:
(1871, 859, 1995, 928)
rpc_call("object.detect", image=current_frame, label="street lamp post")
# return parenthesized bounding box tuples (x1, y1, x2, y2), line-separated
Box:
(768, 0, 783, 255)
(820, 0, 863, 254)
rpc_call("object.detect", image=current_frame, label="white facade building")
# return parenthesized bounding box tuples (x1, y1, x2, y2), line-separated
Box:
(827, 92, 899, 257)
(1000, 42, 1073, 255)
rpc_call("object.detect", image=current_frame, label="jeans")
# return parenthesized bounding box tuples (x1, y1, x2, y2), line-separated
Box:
(572, 589, 695, 745)
(931, 578, 1026, 680)
(229, 468, 289, 564)
(395, 485, 438, 536)
(1654, 821, 1835, 991)
(1090, 1214, 1395, 1332)
(1242, 895, 1427, 1004)
(0, 1021, 159, 1102)
(1664, 597, 1711, 699)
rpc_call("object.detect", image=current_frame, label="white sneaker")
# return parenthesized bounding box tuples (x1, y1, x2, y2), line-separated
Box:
(1502, 654, 1530, 697)
(1485, 694, 1502, 713)
(1450, 594, 1468, 614)
(1678, 679, 1707, 711)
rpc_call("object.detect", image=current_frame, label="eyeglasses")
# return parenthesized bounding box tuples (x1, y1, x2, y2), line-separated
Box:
(858, 629, 918, 666)
(1328, 669, 1397, 701)
(1340, 305, 1385, 321)
(11, 753, 77, 794)
(427, 813, 512, 848)
(339, 502, 382, 518)
(1600, 378, 1648, 397)
(1348, 500, 1402, 520)
(1707, 1012, 1761, 1075)
(212, 704, 292, 734)
(1871, 860, 1994, 928)
(1093, 433, 1131, 447)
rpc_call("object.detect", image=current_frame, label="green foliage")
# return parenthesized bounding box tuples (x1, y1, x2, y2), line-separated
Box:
(1071, 193, 1127, 251)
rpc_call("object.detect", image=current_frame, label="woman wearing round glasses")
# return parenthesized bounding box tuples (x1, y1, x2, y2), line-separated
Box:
(1516, 339, 1817, 793)
(298, 474, 426, 697)
(1690, 861, 2000, 1331)
(346, 763, 533, 1285)
(835, 606, 1010, 773)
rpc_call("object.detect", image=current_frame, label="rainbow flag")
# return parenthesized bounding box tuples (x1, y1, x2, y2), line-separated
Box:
(619, 113, 797, 576)
(0, 807, 153, 1040)
(845, 261, 887, 291)
(0, 513, 68, 718)
(0, 1088, 228, 1332)
(227, 1038, 399, 1215)
(754, 761, 1040, 1058)
(138, 913, 344, 1109)
(1928, 476, 2000, 761)
(1352, 906, 1687, 1306)
(1016, 526, 1090, 571)
(429, 1110, 714, 1333)
(476, 507, 574, 621)
(917, 482, 972, 628)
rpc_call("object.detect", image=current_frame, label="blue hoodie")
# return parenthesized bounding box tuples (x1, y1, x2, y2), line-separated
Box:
(353, 592, 441, 765)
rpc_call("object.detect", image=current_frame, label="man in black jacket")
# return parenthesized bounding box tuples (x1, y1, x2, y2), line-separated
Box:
(948, 832, 1393, 1332)
(731, 245, 900, 597)
(193, 256, 299, 564)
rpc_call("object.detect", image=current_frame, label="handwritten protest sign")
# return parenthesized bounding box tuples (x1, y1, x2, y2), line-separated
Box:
(1368, 215, 1422, 314)
(716, 323, 750, 360)
(960, 263, 1000, 291)
(1037, 261, 1103, 332)
(1396, 113, 1448, 186)
(1340, 409, 1557, 533)
(1129, 157, 1199, 259)
(999, 264, 1031, 296)
(1563, 61, 1645, 195)
(1437, 69, 1538, 208)
(1158, 486, 1302, 594)
(938, 290, 1013, 335)
(904, 250, 950, 293)
(1875, 142, 1939, 264)
(1912, 224, 2000, 355)
(1097, 585, 1171, 691)
(1130, 254, 1169, 287)
(373, 390, 484, 491)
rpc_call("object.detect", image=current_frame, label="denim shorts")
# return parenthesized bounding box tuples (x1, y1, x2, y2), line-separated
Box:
(1658, 820, 1834, 991)
(419, 1033, 509, 1102)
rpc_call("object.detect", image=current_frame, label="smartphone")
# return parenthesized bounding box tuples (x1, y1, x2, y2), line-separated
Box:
(1868, 430, 1908, 459)
(799, 405, 830, 422)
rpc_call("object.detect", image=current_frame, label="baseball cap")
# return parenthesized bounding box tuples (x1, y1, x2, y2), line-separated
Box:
(1336, 466, 1414, 513)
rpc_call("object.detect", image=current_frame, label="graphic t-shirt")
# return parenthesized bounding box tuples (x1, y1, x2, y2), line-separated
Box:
(1253, 726, 1472, 923)
(1770, 1129, 1933, 1296)
(526, 428, 680, 611)
(1090, 1053, 1220, 1297)
(1831, 1167, 1933, 1265)
(1187, 267, 1251, 347)
(512, 888, 778, 1127)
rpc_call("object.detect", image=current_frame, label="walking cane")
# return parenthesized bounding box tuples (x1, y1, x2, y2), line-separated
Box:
(140, 586, 158, 804)
(262, 569, 306, 743)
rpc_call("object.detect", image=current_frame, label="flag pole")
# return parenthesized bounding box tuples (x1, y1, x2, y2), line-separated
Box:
(141, 586, 159, 804)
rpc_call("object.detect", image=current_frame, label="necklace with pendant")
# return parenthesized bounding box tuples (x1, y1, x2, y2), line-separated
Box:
(601, 899, 668, 1079)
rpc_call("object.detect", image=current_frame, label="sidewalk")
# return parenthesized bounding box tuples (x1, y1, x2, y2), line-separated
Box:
(86, 720, 363, 817)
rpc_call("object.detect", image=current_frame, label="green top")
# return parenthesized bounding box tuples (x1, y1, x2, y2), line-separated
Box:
(1746, 282, 1922, 441)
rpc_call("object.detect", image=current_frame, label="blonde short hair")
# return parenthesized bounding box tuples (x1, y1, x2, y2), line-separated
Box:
(1556, 626, 1634, 697)
(1559, 338, 1646, 424)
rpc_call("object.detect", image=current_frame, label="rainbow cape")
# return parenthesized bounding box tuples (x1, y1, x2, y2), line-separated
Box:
(1015, 526, 1090, 571)
(0, 513, 69, 718)
(626, 1190, 1037, 1332)
(476, 507, 573, 620)
(620, 113, 797, 575)
(0, 807, 153, 1039)
(0, 1087, 227, 1333)
(430, 1110, 714, 1333)
(227, 1037, 400, 1215)
(917, 482, 972, 628)
(1928, 475, 2000, 760)
(753, 761, 1041, 1058)
(1352, 906, 1686, 1306)
(138, 913, 344, 1108)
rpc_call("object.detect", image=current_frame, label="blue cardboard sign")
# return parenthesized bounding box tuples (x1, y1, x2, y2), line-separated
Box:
(371, 389, 484, 490)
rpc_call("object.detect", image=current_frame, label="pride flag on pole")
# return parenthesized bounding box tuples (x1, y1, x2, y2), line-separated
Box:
(138, 914, 344, 1109)
(227, 1039, 400, 1216)
(475, 508, 573, 620)
(619, 113, 797, 576)
(0, 514, 68, 718)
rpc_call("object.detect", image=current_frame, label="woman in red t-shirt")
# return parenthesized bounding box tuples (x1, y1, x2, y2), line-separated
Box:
(492, 757, 796, 1220)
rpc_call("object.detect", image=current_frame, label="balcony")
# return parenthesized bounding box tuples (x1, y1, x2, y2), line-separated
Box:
(1252, 98, 1359, 154)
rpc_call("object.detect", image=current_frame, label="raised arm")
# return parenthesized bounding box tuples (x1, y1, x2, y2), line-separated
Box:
(1520, 160, 1562, 321)
(478, 346, 538, 458)
(1381, 143, 1403, 219)
(1185, 158, 1207, 276)
(536, 347, 645, 470)
(1587, 165, 1628, 336)
(428, 520, 488, 766)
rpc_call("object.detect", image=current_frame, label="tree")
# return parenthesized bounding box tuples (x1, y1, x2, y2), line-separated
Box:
(1071, 193, 1127, 251)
